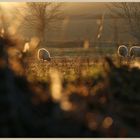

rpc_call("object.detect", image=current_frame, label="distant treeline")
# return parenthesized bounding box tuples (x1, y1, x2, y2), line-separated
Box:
(62, 14, 125, 20)
(53, 14, 125, 20)
(46, 41, 119, 48)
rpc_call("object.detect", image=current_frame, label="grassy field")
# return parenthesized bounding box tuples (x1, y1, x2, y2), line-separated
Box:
(1, 43, 140, 137)
(26, 46, 116, 82)
(23, 52, 140, 137)
(46, 47, 117, 58)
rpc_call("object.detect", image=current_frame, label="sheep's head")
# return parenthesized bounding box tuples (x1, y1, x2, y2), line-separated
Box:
(118, 45, 129, 58)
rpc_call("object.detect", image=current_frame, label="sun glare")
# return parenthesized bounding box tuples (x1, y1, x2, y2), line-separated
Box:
(0, 2, 20, 9)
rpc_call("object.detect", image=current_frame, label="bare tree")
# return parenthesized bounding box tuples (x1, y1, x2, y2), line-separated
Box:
(108, 3, 140, 42)
(0, 5, 10, 35)
(17, 2, 63, 46)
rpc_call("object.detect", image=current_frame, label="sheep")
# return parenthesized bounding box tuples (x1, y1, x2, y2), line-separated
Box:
(129, 46, 140, 59)
(117, 45, 129, 58)
(37, 48, 51, 61)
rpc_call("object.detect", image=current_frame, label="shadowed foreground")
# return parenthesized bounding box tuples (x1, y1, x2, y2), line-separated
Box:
(0, 35, 140, 137)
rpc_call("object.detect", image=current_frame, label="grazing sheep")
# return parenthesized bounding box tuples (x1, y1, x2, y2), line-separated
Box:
(37, 48, 51, 61)
(129, 46, 140, 59)
(117, 45, 129, 58)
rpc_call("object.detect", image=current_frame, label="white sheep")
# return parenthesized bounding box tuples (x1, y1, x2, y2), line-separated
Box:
(117, 45, 129, 58)
(37, 48, 51, 61)
(129, 46, 140, 59)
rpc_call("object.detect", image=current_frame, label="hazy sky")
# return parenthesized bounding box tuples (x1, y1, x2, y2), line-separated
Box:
(62, 3, 108, 15)
(0, 2, 124, 42)
(0, 2, 108, 16)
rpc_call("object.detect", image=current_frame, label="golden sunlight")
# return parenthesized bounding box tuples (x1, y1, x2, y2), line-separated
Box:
(0, 2, 20, 9)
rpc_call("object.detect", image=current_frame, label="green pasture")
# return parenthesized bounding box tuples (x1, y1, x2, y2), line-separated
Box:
(45, 47, 117, 58)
